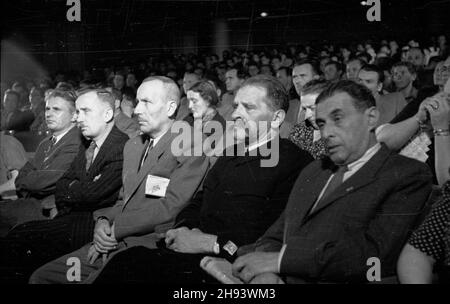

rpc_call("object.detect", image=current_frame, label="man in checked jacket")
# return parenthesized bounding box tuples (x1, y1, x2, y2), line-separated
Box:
(0, 89, 129, 283)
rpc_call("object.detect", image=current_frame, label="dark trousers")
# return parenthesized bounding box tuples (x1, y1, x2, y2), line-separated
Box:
(94, 246, 218, 284)
(0, 211, 94, 284)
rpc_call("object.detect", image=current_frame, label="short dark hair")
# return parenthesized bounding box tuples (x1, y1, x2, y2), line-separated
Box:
(227, 64, 248, 80)
(188, 80, 220, 107)
(302, 79, 330, 96)
(240, 75, 289, 112)
(277, 67, 292, 77)
(316, 80, 376, 112)
(294, 59, 321, 76)
(392, 61, 417, 75)
(325, 61, 343, 72)
(360, 64, 385, 84)
(77, 89, 116, 112)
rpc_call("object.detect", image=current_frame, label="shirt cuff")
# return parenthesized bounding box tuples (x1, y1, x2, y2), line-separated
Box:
(278, 244, 287, 273)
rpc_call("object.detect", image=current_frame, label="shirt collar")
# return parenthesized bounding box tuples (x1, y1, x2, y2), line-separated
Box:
(150, 130, 167, 147)
(92, 124, 113, 150)
(346, 143, 381, 173)
(53, 125, 75, 144)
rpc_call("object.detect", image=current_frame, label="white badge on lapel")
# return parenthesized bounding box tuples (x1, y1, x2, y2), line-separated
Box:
(145, 174, 170, 197)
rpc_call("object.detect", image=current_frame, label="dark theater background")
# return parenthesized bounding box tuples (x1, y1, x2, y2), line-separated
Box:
(1, 0, 449, 82)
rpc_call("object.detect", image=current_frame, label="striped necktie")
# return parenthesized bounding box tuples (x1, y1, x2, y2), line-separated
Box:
(85, 140, 97, 171)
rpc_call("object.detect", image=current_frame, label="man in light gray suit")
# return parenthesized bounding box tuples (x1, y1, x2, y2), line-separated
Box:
(30, 76, 210, 283)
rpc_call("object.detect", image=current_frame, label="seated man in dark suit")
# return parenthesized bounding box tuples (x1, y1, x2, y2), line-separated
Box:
(231, 80, 433, 284)
(30, 76, 211, 284)
(0, 89, 129, 283)
(81, 75, 314, 284)
(0, 88, 81, 235)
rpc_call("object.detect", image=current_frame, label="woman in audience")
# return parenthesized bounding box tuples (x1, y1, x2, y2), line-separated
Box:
(377, 56, 450, 186)
(397, 178, 450, 284)
(289, 79, 329, 159)
(184, 80, 226, 138)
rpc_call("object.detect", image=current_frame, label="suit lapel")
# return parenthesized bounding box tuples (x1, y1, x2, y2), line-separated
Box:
(295, 167, 333, 226)
(304, 145, 392, 221)
(124, 131, 173, 205)
(42, 127, 79, 164)
(88, 126, 119, 174)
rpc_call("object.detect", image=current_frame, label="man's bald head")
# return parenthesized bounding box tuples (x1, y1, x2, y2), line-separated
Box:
(142, 76, 181, 107)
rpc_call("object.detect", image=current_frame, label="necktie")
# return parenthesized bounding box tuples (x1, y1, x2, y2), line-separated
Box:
(45, 136, 57, 156)
(310, 165, 348, 213)
(139, 139, 153, 171)
(85, 140, 97, 171)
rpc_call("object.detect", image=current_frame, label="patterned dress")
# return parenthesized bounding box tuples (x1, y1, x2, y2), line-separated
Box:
(288, 121, 328, 160)
(408, 181, 450, 280)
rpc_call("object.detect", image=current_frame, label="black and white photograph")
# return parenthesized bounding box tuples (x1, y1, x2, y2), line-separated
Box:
(0, 0, 450, 292)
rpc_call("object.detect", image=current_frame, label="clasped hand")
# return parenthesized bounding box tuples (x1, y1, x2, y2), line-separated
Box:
(87, 219, 118, 264)
(164, 227, 215, 254)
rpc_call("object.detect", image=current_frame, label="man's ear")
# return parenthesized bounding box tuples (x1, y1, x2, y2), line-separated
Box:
(377, 82, 383, 93)
(167, 100, 178, 118)
(313, 74, 320, 80)
(70, 111, 77, 123)
(411, 73, 417, 82)
(104, 107, 114, 122)
(271, 109, 286, 130)
(366, 106, 379, 132)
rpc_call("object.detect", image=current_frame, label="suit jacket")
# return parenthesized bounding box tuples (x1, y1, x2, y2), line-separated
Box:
(255, 144, 432, 283)
(114, 111, 140, 138)
(376, 92, 407, 126)
(93, 128, 210, 247)
(175, 138, 313, 254)
(15, 126, 81, 209)
(55, 125, 129, 215)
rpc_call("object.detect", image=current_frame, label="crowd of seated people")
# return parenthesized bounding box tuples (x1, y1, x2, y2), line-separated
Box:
(0, 34, 449, 284)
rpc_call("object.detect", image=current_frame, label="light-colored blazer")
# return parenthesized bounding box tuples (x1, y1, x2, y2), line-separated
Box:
(93, 129, 210, 248)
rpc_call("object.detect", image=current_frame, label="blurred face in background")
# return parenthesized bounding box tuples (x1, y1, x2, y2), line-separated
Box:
(407, 49, 425, 68)
(293, 64, 317, 95)
(300, 93, 319, 128)
(392, 66, 416, 90)
(187, 90, 210, 120)
(276, 69, 292, 91)
(29, 88, 45, 113)
(324, 64, 342, 82)
(126, 73, 137, 88)
(434, 57, 450, 87)
(225, 69, 244, 92)
(346, 60, 363, 81)
(182, 73, 200, 95)
(248, 65, 259, 77)
(358, 70, 382, 96)
(113, 74, 125, 90)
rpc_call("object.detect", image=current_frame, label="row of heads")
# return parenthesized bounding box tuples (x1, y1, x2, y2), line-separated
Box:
(36, 75, 377, 119)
